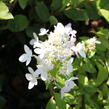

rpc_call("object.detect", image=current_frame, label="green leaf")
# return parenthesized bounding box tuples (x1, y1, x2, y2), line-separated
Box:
(51, 0, 62, 10)
(64, 8, 88, 21)
(61, 0, 70, 10)
(78, 75, 88, 86)
(84, 94, 99, 108)
(63, 93, 74, 104)
(84, 2, 100, 20)
(49, 16, 58, 25)
(83, 59, 96, 73)
(96, 0, 109, 10)
(71, 0, 80, 6)
(8, 15, 29, 32)
(46, 97, 58, 109)
(0, 1, 13, 20)
(99, 9, 109, 22)
(54, 93, 66, 109)
(35, 2, 50, 22)
(18, 0, 28, 9)
(96, 63, 108, 86)
(26, 26, 38, 37)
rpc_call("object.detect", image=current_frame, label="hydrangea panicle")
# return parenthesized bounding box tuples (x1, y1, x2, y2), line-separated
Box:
(19, 22, 100, 98)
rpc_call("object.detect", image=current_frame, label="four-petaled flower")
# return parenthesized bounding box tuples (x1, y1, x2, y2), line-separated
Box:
(19, 45, 32, 66)
(61, 77, 78, 98)
(35, 63, 53, 81)
(71, 42, 86, 58)
(25, 67, 38, 89)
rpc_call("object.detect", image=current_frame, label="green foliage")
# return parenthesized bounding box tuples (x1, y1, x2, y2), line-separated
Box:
(64, 8, 88, 21)
(35, 2, 50, 22)
(8, 15, 29, 32)
(18, 0, 29, 9)
(46, 97, 57, 109)
(51, 0, 62, 11)
(96, 0, 109, 22)
(96, 63, 108, 86)
(49, 16, 58, 25)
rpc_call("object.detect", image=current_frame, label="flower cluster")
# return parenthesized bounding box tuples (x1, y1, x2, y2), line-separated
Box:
(19, 23, 100, 98)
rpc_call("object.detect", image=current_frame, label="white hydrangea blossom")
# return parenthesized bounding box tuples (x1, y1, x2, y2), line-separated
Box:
(19, 45, 32, 66)
(61, 77, 78, 98)
(85, 37, 101, 50)
(19, 22, 99, 97)
(25, 67, 38, 89)
(71, 42, 86, 58)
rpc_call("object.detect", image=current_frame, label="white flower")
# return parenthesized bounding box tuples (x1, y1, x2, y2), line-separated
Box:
(19, 45, 32, 66)
(64, 23, 72, 34)
(25, 67, 38, 89)
(59, 58, 74, 75)
(61, 77, 78, 98)
(71, 42, 86, 58)
(54, 23, 77, 37)
(35, 64, 53, 81)
(54, 23, 65, 35)
(39, 28, 48, 36)
(88, 37, 101, 44)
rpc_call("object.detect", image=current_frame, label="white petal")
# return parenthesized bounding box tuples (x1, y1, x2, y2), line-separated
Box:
(68, 81, 75, 89)
(66, 65, 73, 75)
(72, 30, 77, 35)
(65, 23, 72, 33)
(34, 81, 38, 85)
(66, 58, 74, 74)
(72, 77, 78, 80)
(54, 23, 65, 34)
(19, 54, 28, 62)
(33, 42, 42, 48)
(71, 46, 77, 52)
(61, 88, 65, 98)
(77, 43, 84, 50)
(25, 73, 33, 81)
(70, 58, 74, 63)
(34, 69, 41, 77)
(34, 48, 43, 54)
(41, 72, 47, 81)
(70, 36, 76, 43)
(78, 50, 86, 58)
(26, 57, 31, 66)
(28, 81, 35, 89)
(39, 28, 48, 36)
(24, 45, 30, 53)
(28, 67, 34, 74)
(33, 32, 38, 40)
(30, 39, 36, 45)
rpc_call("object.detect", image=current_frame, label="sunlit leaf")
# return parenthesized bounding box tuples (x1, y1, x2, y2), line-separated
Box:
(0, 1, 13, 20)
